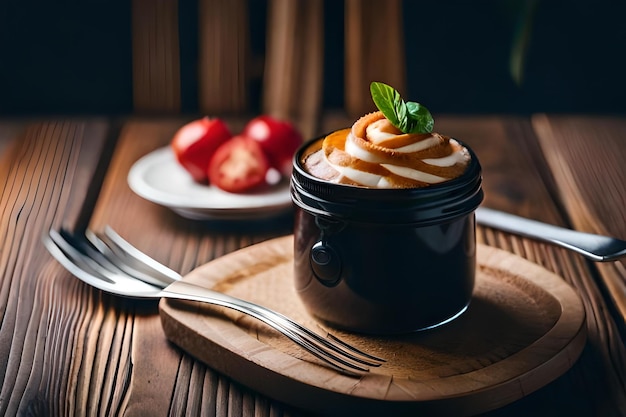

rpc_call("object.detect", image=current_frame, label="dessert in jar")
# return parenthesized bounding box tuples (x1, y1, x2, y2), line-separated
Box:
(290, 82, 483, 334)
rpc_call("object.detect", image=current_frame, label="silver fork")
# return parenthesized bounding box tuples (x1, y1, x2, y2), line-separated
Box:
(43, 227, 385, 375)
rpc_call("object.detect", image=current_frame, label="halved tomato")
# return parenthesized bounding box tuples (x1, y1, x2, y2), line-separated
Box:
(171, 117, 232, 183)
(242, 115, 302, 175)
(208, 136, 270, 193)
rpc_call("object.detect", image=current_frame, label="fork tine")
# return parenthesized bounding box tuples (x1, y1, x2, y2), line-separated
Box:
(322, 331, 385, 363)
(266, 309, 385, 367)
(102, 226, 181, 284)
(62, 228, 168, 289)
(86, 229, 177, 288)
(47, 229, 113, 284)
(46, 230, 162, 297)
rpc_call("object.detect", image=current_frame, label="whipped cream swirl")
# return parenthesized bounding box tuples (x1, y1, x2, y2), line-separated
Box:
(319, 112, 470, 188)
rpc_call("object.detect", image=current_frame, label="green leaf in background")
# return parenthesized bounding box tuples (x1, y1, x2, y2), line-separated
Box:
(370, 82, 434, 134)
(497, 0, 540, 86)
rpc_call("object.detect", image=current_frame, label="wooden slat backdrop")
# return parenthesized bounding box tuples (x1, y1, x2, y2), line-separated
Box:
(129, 0, 407, 135)
(132, 0, 182, 113)
(344, 0, 406, 117)
(198, 0, 249, 114)
(263, 0, 324, 138)
(0, 115, 625, 415)
(129, 0, 411, 137)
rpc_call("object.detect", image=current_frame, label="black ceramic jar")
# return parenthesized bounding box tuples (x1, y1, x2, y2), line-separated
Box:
(290, 136, 484, 334)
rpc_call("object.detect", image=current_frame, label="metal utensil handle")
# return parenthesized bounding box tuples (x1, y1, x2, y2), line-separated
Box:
(475, 207, 625, 262)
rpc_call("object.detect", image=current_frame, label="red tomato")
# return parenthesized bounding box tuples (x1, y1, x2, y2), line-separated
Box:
(208, 136, 270, 193)
(171, 117, 232, 183)
(242, 115, 303, 175)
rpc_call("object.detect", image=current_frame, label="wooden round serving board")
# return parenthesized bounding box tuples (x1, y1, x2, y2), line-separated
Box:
(159, 235, 586, 416)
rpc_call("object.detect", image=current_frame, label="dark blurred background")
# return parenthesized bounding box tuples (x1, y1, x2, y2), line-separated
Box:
(1, 0, 625, 116)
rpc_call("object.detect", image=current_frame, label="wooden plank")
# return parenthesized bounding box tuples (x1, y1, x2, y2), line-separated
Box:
(3, 115, 623, 417)
(0, 119, 112, 416)
(132, 0, 182, 113)
(531, 115, 626, 240)
(344, 0, 406, 117)
(87, 118, 296, 416)
(532, 114, 626, 323)
(197, 0, 249, 114)
(263, 0, 324, 138)
(440, 115, 626, 415)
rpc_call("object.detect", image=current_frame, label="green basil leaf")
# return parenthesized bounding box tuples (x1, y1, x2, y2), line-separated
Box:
(394, 98, 408, 131)
(406, 101, 434, 133)
(370, 82, 401, 127)
(369, 81, 434, 134)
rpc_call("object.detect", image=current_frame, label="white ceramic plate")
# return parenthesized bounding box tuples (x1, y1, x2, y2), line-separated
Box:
(127, 147, 293, 220)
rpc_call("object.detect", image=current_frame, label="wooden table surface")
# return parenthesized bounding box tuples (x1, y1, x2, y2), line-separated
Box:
(0, 113, 625, 416)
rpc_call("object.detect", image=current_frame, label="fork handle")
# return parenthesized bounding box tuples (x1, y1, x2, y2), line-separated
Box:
(163, 281, 289, 322)
(161, 281, 304, 334)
